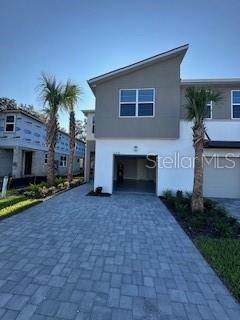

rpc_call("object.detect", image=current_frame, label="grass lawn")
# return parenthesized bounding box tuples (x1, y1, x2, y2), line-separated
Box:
(0, 195, 27, 210)
(162, 191, 240, 302)
(195, 237, 240, 301)
(0, 196, 41, 220)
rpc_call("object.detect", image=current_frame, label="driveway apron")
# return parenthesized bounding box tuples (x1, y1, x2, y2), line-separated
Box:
(0, 184, 239, 319)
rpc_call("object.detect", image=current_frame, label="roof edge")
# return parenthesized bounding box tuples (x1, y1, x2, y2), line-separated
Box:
(81, 109, 95, 115)
(1, 109, 85, 144)
(181, 78, 240, 85)
(88, 44, 189, 87)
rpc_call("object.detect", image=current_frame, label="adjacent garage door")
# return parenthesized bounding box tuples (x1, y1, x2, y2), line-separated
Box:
(203, 157, 240, 198)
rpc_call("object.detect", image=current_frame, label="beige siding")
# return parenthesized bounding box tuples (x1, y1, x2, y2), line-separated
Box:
(95, 55, 184, 139)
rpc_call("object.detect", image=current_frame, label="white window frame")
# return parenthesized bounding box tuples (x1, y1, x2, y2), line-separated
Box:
(44, 153, 48, 165)
(205, 101, 213, 120)
(231, 90, 240, 119)
(5, 114, 16, 132)
(119, 88, 155, 118)
(60, 155, 67, 167)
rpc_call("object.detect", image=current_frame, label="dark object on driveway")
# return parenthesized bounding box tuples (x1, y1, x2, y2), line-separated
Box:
(95, 186, 103, 194)
(86, 190, 111, 197)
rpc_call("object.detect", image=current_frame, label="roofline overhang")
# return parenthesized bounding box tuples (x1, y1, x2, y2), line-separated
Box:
(81, 109, 95, 115)
(181, 79, 240, 86)
(87, 44, 189, 91)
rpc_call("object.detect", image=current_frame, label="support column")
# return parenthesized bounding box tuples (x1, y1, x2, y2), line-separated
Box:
(12, 147, 23, 178)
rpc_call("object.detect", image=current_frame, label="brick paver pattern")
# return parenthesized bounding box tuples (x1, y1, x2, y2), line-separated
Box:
(0, 184, 239, 319)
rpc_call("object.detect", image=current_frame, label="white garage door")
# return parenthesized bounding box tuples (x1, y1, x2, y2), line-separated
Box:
(203, 157, 240, 198)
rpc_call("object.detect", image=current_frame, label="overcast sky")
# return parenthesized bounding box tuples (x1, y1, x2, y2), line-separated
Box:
(1, 0, 239, 130)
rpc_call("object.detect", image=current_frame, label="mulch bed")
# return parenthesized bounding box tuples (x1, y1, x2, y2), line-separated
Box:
(160, 196, 197, 238)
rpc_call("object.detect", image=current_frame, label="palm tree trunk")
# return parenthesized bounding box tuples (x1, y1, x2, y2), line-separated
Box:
(47, 143, 55, 186)
(67, 111, 75, 184)
(47, 114, 57, 186)
(191, 123, 204, 212)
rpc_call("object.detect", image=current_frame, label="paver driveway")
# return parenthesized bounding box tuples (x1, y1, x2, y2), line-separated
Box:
(0, 184, 239, 320)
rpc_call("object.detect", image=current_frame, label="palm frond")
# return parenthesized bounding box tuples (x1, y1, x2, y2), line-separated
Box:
(63, 80, 81, 113)
(38, 73, 64, 118)
(185, 87, 221, 124)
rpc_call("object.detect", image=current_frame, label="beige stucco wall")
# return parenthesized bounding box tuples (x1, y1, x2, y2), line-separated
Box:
(94, 54, 184, 139)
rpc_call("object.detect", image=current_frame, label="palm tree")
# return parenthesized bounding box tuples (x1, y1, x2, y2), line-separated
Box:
(39, 74, 64, 186)
(63, 81, 81, 185)
(185, 87, 221, 212)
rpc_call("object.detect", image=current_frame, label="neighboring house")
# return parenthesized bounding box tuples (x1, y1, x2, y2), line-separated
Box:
(81, 109, 95, 182)
(0, 109, 85, 178)
(86, 44, 240, 198)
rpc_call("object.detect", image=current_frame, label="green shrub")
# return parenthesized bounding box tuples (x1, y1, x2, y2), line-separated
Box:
(57, 183, 65, 190)
(163, 190, 240, 239)
(204, 198, 217, 210)
(212, 219, 234, 238)
(174, 202, 189, 219)
(195, 237, 240, 301)
(163, 190, 174, 200)
(24, 183, 55, 199)
(55, 177, 66, 186)
(188, 211, 208, 229)
(0, 199, 41, 219)
(70, 177, 84, 188)
(48, 186, 57, 194)
(24, 184, 42, 198)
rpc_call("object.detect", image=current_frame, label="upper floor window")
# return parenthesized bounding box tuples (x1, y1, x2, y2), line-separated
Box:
(119, 89, 154, 117)
(205, 101, 212, 119)
(232, 90, 240, 119)
(5, 115, 15, 132)
(60, 155, 67, 167)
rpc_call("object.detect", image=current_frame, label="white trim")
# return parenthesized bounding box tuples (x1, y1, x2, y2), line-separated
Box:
(5, 114, 16, 133)
(60, 155, 67, 167)
(205, 101, 213, 120)
(119, 88, 155, 118)
(88, 44, 189, 85)
(44, 153, 48, 165)
(231, 90, 240, 119)
(81, 109, 95, 115)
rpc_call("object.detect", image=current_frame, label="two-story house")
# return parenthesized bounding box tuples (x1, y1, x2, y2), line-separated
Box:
(0, 108, 85, 178)
(85, 44, 240, 198)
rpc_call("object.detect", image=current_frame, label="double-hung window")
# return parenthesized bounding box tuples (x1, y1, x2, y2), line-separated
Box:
(119, 89, 154, 117)
(205, 101, 212, 119)
(5, 115, 15, 132)
(232, 90, 240, 119)
(60, 155, 67, 167)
